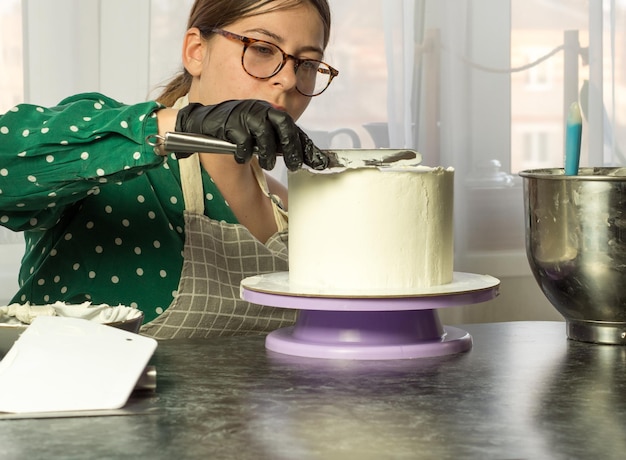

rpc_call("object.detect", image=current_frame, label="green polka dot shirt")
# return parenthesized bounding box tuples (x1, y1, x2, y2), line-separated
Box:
(0, 93, 238, 323)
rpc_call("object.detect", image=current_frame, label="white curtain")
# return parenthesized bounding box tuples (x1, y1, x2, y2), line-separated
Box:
(377, 0, 521, 276)
(376, 0, 625, 323)
(382, 0, 419, 150)
(4, 0, 625, 321)
(376, 0, 625, 272)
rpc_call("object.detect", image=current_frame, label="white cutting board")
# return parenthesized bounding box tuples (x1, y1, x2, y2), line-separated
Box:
(0, 316, 157, 414)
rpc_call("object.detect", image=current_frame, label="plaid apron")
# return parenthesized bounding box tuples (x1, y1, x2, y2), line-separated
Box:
(140, 153, 295, 339)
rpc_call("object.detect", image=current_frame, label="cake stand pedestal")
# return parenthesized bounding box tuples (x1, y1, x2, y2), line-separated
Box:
(241, 272, 500, 360)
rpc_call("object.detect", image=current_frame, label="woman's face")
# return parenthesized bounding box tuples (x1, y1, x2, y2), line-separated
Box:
(184, 1, 326, 121)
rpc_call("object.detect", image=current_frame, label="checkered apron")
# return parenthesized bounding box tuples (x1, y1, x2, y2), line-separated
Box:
(140, 153, 295, 339)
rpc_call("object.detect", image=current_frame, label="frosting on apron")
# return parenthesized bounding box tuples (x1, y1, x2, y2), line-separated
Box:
(140, 152, 295, 339)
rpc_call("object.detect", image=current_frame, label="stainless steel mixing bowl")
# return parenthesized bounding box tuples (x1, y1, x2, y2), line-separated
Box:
(520, 167, 626, 344)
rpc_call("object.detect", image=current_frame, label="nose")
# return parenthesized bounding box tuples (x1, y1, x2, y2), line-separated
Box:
(270, 58, 299, 92)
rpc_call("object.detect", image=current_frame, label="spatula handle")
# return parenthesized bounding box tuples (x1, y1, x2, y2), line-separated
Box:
(147, 132, 237, 156)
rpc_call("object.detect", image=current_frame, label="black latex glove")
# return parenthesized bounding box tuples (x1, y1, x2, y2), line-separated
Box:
(175, 99, 329, 171)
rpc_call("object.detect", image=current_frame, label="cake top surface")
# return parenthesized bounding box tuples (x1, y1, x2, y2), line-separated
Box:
(321, 149, 423, 171)
(295, 163, 454, 176)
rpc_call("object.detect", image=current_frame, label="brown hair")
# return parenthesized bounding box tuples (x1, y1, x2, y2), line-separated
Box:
(155, 0, 332, 107)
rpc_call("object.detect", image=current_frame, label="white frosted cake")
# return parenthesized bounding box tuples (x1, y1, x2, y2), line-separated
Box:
(287, 160, 454, 294)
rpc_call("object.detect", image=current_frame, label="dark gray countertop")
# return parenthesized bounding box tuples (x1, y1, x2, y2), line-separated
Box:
(1, 321, 625, 459)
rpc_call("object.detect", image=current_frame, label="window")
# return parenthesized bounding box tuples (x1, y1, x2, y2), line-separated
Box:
(510, 1, 590, 174)
(523, 48, 554, 89)
(6, 0, 626, 278)
(0, 0, 23, 113)
(0, 0, 23, 246)
(523, 131, 549, 164)
(148, 0, 195, 99)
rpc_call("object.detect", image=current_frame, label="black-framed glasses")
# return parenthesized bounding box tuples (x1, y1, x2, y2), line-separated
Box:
(207, 28, 338, 97)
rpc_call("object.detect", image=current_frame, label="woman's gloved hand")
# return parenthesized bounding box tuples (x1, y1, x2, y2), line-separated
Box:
(175, 99, 328, 171)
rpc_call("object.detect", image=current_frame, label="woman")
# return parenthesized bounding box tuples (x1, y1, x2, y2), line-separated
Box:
(0, 0, 336, 338)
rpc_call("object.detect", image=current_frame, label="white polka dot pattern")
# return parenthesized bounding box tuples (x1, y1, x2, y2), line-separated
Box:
(0, 92, 239, 323)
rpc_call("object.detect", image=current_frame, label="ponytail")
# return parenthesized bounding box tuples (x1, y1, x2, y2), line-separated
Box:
(155, 71, 193, 107)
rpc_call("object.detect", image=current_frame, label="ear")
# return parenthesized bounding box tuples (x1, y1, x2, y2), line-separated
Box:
(182, 28, 206, 77)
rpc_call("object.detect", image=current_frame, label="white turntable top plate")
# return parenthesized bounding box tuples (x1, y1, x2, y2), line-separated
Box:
(241, 271, 500, 299)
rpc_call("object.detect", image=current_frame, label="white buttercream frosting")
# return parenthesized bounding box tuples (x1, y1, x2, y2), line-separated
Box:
(0, 301, 142, 325)
(288, 164, 454, 293)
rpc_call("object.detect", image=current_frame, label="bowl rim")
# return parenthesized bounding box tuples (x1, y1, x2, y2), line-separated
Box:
(519, 167, 626, 180)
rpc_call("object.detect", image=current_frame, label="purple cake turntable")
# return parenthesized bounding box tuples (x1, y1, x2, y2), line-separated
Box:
(241, 272, 500, 360)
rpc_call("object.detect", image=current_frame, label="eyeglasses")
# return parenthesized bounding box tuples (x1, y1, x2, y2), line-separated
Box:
(207, 28, 338, 97)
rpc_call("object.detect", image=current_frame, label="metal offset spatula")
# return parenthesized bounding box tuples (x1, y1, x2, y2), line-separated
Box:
(146, 132, 422, 168)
